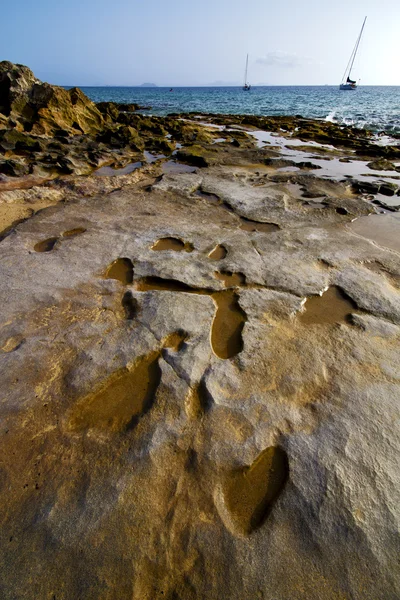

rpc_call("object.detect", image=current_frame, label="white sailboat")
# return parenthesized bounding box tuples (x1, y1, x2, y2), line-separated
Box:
(243, 54, 251, 91)
(340, 17, 367, 90)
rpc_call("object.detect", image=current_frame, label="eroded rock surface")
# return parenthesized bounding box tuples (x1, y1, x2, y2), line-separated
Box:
(0, 71, 400, 600)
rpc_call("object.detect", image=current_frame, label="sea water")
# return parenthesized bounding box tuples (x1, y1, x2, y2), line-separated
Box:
(75, 85, 400, 135)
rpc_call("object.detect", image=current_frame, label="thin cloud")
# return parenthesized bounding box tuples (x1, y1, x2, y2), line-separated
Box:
(256, 52, 315, 69)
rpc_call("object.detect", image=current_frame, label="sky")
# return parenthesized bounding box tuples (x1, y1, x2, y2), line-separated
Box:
(1, 0, 399, 86)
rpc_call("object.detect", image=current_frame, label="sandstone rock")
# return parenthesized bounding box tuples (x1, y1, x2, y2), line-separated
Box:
(0, 62, 106, 136)
(96, 101, 120, 120)
(0, 60, 39, 116)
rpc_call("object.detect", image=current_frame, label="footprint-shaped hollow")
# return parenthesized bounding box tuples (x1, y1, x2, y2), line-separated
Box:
(211, 290, 246, 359)
(104, 257, 134, 284)
(68, 350, 161, 433)
(34, 237, 58, 252)
(299, 285, 357, 325)
(208, 244, 227, 261)
(222, 446, 289, 535)
(62, 227, 87, 237)
(239, 217, 280, 233)
(151, 237, 193, 252)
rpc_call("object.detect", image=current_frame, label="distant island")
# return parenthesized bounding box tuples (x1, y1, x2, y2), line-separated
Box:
(140, 82, 157, 87)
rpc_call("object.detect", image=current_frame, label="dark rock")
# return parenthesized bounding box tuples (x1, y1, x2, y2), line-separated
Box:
(176, 146, 209, 168)
(116, 103, 141, 112)
(352, 181, 380, 195)
(297, 161, 322, 170)
(97, 125, 144, 151)
(379, 182, 398, 197)
(0, 159, 29, 176)
(0, 130, 44, 153)
(96, 102, 120, 120)
(55, 157, 75, 174)
(147, 138, 175, 154)
(0, 61, 39, 116)
(264, 157, 297, 169)
(367, 159, 396, 171)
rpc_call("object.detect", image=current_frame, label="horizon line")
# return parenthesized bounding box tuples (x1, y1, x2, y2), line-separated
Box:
(62, 84, 400, 88)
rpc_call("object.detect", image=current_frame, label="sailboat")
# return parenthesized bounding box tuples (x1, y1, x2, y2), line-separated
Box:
(243, 54, 251, 91)
(340, 17, 367, 90)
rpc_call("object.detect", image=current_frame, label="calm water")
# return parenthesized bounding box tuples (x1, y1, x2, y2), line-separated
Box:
(77, 86, 400, 135)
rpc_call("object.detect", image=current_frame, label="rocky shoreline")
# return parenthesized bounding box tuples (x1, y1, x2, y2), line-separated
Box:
(1, 62, 400, 600)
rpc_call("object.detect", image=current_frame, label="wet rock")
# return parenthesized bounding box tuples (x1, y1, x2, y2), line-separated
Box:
(352, 180, 380, 195)
(367, 158, 397, 171)
(379, 182, 398, 197)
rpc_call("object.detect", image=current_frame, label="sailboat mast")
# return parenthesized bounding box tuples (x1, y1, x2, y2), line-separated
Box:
(348, 16, 367, 80)
(244, 54, 249, 85)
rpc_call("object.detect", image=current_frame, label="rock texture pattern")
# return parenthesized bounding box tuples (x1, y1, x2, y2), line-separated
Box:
(0, 62, 400, 600)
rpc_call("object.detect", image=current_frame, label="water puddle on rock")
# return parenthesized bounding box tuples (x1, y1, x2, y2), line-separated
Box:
(95, 162, 142, 176)
(134, 276, 210, 294)
(299, 285, 357, 325)
(68, 350, 162, 433)
(220, 446, 289, 535)
(211, 290, 246, 359)
(0, 335, 24, 353)
(62, 228, 87, 237)
(249, 130, 400, 188)
(151, 237, 194, 252)
(162, 161, 197, 175)
(162, 330, 188, 351)
(347, 213, 400, 253)
(104, 258, 134, 284)
(144, 151, 165, 163)
(34, 237, 58, 252)
(214, 271, 246, 287)
(68, 331, 187, 432)
(239, 217, 280, 233)
(208, 244, 227, 260)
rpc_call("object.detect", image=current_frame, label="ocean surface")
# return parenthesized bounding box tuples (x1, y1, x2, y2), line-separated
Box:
(77, 86, 400, 135)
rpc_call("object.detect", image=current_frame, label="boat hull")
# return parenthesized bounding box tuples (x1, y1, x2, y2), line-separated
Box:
(339, 84, 357, 90)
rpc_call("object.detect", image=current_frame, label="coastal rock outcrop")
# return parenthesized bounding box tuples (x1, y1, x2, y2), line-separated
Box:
(0, 61, 40, 118)
(0, 61, 106, 136)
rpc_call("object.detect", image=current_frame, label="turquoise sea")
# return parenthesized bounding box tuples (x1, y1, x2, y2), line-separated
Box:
(77, 86, 400, 135)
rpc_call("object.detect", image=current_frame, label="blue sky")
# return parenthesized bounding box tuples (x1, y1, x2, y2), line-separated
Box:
(1, 0, 399, 86)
